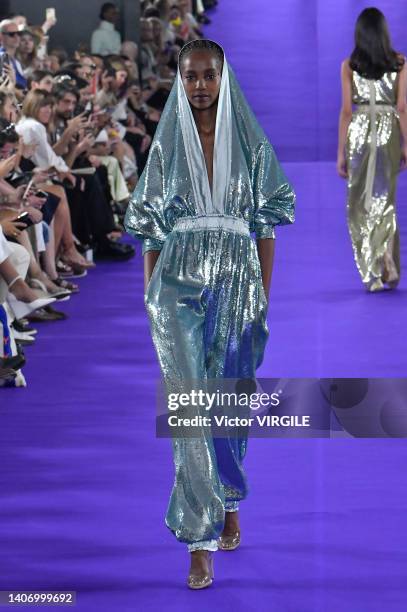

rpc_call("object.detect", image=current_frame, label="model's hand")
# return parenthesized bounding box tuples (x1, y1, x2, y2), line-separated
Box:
(337, 153, 348, 178)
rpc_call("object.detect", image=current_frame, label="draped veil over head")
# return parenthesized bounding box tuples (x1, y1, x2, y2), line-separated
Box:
(124, 39, 295, 252)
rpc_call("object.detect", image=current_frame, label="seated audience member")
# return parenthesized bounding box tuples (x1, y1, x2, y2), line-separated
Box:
(16, 28, 41, 77)
(0, 0, 207, 388)
(27, 70, 54, 92)
(0, 19, 27, 90)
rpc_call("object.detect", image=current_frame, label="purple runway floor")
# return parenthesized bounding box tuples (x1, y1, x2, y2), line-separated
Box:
(2, 1, 407, 610)
(1, 164, 407, 610)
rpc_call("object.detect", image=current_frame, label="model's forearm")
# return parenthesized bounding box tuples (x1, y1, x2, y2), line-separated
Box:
(256, 238, 275, 300)
(144, 249, 161, 292)
(338, 109, 352, 156)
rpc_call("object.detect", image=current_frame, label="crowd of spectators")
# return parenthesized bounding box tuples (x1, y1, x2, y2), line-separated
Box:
(0, 0, 218, 387)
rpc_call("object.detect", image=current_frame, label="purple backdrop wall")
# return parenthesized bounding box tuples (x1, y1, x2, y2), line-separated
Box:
(207, 0, 407, 161)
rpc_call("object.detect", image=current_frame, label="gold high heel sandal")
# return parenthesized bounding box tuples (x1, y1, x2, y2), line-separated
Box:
(218, 510, 241, 550)
(217, 530, 241, 551)
(187, 551, 214, 590)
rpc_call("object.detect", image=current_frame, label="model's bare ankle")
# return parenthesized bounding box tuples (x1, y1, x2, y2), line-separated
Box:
(223, 510, 240, 534)
(190, 550, 210, 572)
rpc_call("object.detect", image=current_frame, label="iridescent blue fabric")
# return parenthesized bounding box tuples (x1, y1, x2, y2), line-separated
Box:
(125, 55, 295, 551)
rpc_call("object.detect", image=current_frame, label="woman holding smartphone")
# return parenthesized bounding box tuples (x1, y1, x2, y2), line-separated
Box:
(337, 7, 407, 291)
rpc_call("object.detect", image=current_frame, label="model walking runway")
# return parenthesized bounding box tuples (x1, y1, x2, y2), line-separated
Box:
(1, 1, 407, 610)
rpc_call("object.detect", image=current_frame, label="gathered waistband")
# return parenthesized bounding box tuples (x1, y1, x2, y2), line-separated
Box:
(172, 214, 251, 236)
(355, 104, 397, 113)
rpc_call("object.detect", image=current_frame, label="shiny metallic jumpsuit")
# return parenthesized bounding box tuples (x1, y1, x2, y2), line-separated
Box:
(125, 58, 295, 552)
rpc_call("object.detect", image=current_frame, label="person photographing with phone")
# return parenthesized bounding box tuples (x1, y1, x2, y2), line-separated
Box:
(0, 19, 27, 90)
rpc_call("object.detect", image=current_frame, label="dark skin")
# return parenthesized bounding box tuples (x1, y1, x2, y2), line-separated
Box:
(144, 49, 275, 296)
(144, 49, 275, 577)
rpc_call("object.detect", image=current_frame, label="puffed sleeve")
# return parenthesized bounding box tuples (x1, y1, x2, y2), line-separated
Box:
(124, 143, 168, 254)
(250, 140, 295, 239)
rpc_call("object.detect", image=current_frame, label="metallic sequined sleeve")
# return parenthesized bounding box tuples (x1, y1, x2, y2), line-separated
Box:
(124, 143, 168, 253)
(251, 141, 296, 239)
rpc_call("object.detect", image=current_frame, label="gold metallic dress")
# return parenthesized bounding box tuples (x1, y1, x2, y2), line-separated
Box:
(346, 69, 401, 290)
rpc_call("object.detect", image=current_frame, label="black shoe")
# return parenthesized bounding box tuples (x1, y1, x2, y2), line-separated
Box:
(0, 353, 26, 371)
(11, 319, 38, 335)
(0, 367, 17, 384)
(27, 306, 67, 322)
(75, 242, 93, 255)
(197, 14, 211, 24)
(15, 336, 35, 347)
(95, 240, 135, 261)
(43, 305, 68, 320)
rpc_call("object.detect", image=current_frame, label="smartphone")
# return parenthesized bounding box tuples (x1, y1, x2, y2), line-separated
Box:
(0, 52, 10, 76)
(9, 171, 33, 188)
(22, 178, 34, 201)
(46, 8, 56, 21)
(15, 212, 33, 228)
(83, 101, 93, 119)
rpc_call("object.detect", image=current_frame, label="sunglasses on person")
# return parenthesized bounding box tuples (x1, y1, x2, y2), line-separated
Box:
(3, 31, 20, 38)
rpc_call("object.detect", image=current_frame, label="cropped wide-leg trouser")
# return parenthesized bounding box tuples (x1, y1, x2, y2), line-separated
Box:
(144, 218, 269, 551)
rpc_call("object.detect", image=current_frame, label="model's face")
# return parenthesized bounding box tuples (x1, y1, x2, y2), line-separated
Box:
(181, 50, 222, 111)
(56, 93, 77, 119)
(38, 104, 52, 125)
